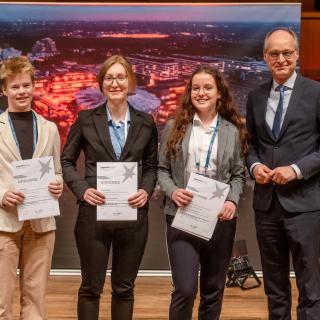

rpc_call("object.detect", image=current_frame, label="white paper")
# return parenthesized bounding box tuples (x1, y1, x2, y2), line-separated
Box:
(172, 172, 230, 240)
(12, 156, 60, 221)
(97, 162, 137, 221)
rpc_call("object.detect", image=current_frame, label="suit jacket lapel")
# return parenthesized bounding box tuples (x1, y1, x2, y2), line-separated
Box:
(93, 104, 117, 160)
(120, 106, 142, 160)
(0, 111, 21, 160)
(33, 112, 47, 158)
(216, 117, 228, 172)
(277, 74, 303, 141)
(181, 123, 192, 168)
(259, 81, 275, 141)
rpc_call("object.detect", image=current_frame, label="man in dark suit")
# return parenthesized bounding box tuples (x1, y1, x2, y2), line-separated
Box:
(246, 28, 320, 320)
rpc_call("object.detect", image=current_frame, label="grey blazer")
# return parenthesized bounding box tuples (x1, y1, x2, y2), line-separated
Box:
(158, 117, 245, 216)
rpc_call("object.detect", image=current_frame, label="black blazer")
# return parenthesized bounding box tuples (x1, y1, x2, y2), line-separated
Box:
(61, 103, 158, 208)
(246, 74, 320, 213)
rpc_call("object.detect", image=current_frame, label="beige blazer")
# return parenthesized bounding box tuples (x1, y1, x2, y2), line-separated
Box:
(0, 110, 62, 232)
(158, 117, 245, 217)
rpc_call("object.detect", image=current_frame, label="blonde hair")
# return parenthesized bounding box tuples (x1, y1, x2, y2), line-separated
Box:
(0, 56, 35, 89)
(97, 54, 136, 94)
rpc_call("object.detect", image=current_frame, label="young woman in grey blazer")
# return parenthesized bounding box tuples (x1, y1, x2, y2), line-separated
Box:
(158, 65, 247, 320)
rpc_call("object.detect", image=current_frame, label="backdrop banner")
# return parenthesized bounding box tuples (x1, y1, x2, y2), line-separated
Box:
(0, 3, 301, 270)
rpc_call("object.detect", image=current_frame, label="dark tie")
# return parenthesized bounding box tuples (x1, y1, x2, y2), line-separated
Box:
(272, 85, 286, 139)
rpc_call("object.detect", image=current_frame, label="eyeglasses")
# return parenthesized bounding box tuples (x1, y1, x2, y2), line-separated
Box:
(267, 50, 296, 60)
(191, 86, 215, 95)
(104, 74, 128, 85)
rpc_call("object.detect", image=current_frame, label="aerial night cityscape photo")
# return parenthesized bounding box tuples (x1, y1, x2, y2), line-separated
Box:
(0, 3, 301, 269)
(0, 3, 300, 145)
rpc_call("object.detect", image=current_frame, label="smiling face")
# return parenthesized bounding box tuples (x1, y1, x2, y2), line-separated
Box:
(3, 71, 34, 112)
(102, 62, 129, 104)
(191, 71, 221, 117)
(264, 30, 299, 84)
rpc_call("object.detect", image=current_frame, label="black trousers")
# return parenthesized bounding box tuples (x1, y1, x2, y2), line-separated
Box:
(255, 195, 320, 320)
(166, 216, 236, 320)
(74, 204, 148, 320)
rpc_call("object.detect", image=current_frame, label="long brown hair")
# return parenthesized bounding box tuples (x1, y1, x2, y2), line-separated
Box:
(166, 65, 248, 157)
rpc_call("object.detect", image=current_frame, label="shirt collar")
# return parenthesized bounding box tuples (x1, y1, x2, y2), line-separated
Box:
(193, 112, 218, 130)
(272, 71, 297, 91)
(106, 104, 131, 125)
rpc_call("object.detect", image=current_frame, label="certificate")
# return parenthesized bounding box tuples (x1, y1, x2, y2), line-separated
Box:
(172, 172, 230, 240)
(97, 162, 137, 221)
(12, 156, 60, 221)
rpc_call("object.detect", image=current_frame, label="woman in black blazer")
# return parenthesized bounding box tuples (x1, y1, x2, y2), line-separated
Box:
(61, 55, 158, 320)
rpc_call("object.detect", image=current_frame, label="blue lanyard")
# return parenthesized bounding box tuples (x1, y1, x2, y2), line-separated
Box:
(194, 116, 220, 173)
(8, 111, 38, 154)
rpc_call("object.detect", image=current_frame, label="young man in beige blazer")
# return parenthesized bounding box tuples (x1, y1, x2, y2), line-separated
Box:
(0, 56, 63, 320)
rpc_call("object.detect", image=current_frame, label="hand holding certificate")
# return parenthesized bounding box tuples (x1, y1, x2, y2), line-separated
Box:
(12, 156, 60, 221)
(172, 172, 230, 240)
(97, 162, 137, 221)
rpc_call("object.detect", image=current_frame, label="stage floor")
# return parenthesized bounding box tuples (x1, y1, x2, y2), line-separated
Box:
(12, 276, 298, 319)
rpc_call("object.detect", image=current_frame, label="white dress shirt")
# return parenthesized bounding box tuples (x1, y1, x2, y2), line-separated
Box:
(266, 71, 296, 130)
(186, 113, 219, 182)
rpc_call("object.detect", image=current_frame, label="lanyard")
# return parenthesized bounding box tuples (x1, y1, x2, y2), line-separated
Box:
(107, 107, 129, 152)
(193, 116, 220, 174)
(8, 111, 38, 154)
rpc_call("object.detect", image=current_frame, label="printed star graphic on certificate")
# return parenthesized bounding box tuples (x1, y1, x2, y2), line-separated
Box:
(39, 158, 52, 179)
(209, 184, 228, 200)
(122, 164, 135, 182)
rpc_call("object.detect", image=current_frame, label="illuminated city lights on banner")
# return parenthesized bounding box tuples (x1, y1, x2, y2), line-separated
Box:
(0, 3, 300, 146)
(0, 2, 301, 270)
